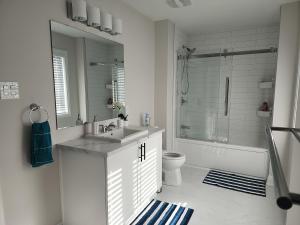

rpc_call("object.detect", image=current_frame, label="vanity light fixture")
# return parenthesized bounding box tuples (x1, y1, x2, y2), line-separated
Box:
(100, 11, 113, 32)
(71, 0, 87, 22)
(67, 0, 122, 36)
(111, 17, 122, 35)
(87, 4, 100, 28)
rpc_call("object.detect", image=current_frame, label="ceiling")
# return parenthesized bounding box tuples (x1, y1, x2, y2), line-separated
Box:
(121, 0, 297, 35)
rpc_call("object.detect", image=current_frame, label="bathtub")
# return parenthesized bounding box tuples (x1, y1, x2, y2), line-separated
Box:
(174, 138, 270, 179)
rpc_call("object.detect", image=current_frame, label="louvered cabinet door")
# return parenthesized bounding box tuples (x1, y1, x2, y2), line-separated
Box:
(106, 143, 139, 225)
(139, 133, 162, 208)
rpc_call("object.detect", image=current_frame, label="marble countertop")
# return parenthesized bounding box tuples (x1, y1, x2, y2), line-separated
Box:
(56, 127, 164, 157)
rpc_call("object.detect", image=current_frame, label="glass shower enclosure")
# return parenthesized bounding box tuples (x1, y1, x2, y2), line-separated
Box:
(176, 49, 230, 143)
(176, 46, 277, 148)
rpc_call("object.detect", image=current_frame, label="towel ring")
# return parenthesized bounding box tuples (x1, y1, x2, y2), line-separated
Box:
(29, 104, 49, 124)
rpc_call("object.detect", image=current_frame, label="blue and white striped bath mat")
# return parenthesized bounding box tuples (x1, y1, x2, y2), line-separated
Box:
(203, 170, 266, 197)
(130, 199, 194, 225)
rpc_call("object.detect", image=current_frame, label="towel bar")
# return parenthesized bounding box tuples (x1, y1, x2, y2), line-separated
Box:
(265, 125, 300, 210)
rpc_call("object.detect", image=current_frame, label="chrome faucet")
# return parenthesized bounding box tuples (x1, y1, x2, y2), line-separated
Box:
(107, 122, 116, 131)
(99, 122, 116, 133)
(99, 124, 107, 133)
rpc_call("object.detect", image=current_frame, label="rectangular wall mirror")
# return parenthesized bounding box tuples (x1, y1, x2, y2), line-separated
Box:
(50, 21, 125, 129)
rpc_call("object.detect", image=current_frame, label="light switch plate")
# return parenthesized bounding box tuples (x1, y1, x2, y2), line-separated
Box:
(0, 82, 19, 99)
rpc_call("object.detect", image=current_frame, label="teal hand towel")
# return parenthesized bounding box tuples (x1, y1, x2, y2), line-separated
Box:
(31, 121, 53, 167)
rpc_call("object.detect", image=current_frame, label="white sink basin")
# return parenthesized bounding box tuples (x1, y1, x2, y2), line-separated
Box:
(94, 127, 148, 143)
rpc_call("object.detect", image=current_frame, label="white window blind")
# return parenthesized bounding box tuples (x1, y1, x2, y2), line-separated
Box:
(53, 49, 70, 116)
(112, 64, 125, 105)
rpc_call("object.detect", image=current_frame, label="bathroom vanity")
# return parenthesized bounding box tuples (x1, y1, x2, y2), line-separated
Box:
(50, 21, 163, 225)
(57, 127, 163, 225)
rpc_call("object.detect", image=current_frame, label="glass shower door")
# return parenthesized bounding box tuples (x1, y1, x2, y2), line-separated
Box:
(176, 55, 229, 143)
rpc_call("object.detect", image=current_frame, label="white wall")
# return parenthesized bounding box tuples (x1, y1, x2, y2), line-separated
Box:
(286, 93, 300, 224)
(155, 20, 175, 150)
(0, 0, 155, 225)
(272, 3, 300, 225)
(0, 181, 5, 225)
(273, 2, 300, 128)
(273, 2, 300, 180)
(286, 83, 300, 224)
(283, 3, 300, 225)
(154, 21, 189, 151)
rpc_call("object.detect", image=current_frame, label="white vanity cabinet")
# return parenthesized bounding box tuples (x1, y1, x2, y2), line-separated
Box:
(138, 133, 162, 207)
(106, 143, 139, 225)
(59, 130, 163, 225)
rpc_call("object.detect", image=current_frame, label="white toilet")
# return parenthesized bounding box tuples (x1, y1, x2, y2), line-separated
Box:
(162, 151, 186, 186)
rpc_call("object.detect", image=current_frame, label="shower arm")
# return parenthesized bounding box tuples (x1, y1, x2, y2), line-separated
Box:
(265, 124, 300, 210)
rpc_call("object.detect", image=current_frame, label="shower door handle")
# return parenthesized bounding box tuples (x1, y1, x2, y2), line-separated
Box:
(224, 77, 230, 116)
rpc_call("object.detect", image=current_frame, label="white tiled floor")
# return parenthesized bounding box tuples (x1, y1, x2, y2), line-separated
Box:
(157, 166, 286, 225)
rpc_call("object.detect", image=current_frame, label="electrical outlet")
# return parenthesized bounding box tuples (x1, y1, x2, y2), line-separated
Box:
(0, 82, 19, 99)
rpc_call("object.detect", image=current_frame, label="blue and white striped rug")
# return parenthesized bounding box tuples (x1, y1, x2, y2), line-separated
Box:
(203, 170, 266, 197)
(130, 199, 194, 225)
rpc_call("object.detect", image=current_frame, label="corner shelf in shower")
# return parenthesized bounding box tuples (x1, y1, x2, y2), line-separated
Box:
(259, 81, 273, 89)
(257, 110, 271, 118)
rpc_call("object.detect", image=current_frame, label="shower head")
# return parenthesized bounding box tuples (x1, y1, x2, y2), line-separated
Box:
(188, 47, 196, 55)
(182, 45, 196, 58)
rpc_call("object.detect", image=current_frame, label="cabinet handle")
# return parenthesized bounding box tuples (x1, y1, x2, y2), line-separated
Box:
(138, 144, 143, 162)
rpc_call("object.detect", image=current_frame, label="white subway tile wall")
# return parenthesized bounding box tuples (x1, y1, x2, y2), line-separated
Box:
(177, 26, 279, 148)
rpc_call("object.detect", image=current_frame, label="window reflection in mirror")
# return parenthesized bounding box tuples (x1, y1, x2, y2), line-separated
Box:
(50, 21, 125, 129)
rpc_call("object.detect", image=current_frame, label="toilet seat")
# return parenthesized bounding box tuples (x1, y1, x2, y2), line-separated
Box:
(163, 152, 185, 160)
